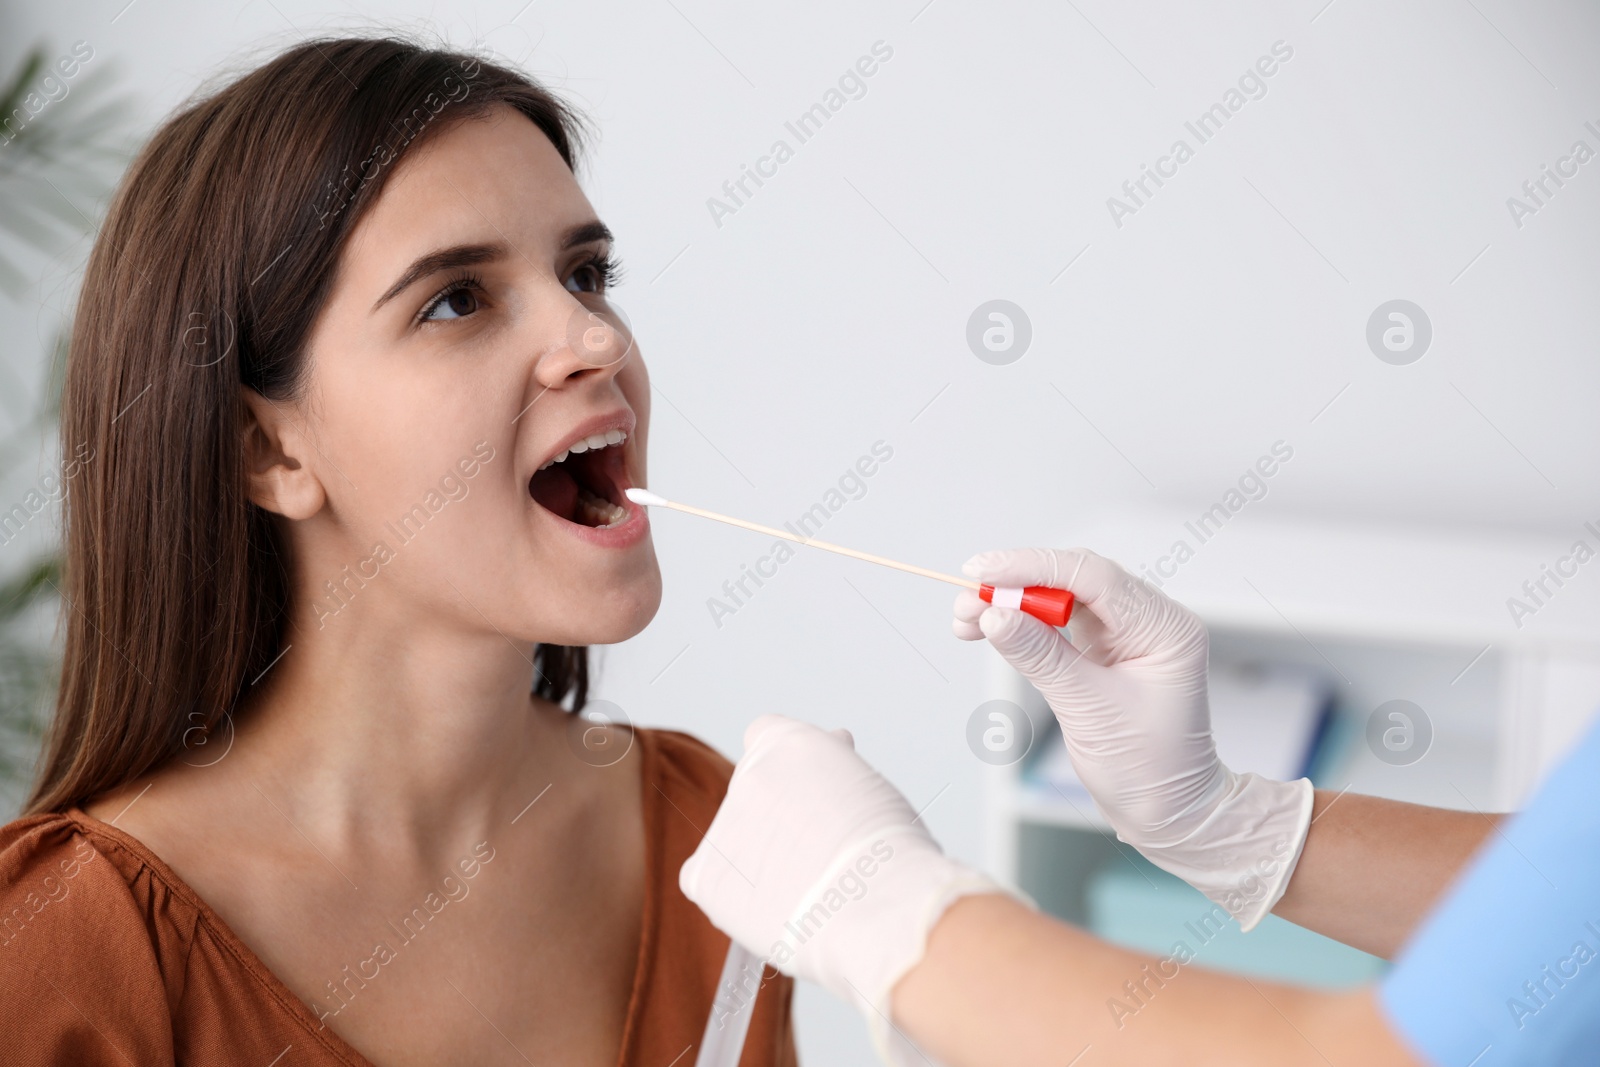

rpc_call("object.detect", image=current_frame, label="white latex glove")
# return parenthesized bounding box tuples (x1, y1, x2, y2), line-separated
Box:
(680, 715, 1006, 1059)
(953, 547, 1313, 931)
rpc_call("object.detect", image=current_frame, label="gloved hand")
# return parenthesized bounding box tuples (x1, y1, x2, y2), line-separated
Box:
(680, 715, 1006, 1057)
(953, 547, 1313, 930)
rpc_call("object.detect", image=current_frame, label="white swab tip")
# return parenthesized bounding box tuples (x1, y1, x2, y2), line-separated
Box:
(625, 487, 669, 507)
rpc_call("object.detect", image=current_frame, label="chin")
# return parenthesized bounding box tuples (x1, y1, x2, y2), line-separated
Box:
(541, 569, 662, 646)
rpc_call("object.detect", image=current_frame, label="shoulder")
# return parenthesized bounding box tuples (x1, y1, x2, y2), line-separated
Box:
(1, 810, 127, 927)
(0, 807, 200, 951)
(636, 728, 739, 852)
(639, 727, 736, 804)
(0, 810, 187, 1062)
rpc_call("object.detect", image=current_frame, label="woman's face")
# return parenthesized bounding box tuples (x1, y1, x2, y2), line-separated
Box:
(270, 104, 660, 647)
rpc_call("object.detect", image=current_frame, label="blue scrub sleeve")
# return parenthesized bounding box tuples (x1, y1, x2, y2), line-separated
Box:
(1379, 713, 1600, 1066)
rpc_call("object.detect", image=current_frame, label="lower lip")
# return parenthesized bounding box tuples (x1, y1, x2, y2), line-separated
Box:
(537, 495, 650, 549)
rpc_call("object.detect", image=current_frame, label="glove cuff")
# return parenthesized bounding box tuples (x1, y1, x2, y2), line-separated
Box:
(778, 828, 1010, 1062)
(864, 865, 1010, 1066)
(1130, 772, 1314, 932)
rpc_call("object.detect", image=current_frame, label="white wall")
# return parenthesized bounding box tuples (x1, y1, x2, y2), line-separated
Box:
(5, 1, 1599, 1062)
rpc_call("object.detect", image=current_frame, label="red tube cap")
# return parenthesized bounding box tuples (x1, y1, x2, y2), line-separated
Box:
(979, 584, 1075, 628)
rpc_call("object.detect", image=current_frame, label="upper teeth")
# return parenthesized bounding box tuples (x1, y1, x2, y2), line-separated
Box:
(538, 429, 627, 471)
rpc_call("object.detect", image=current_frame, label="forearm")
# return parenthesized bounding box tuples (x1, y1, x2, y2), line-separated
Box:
(1272, 790, 1497, 958)
(892, 894, 1418, 1067)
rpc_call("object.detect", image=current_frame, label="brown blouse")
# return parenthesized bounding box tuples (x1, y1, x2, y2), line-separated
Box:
(0, 727, 796, 1067)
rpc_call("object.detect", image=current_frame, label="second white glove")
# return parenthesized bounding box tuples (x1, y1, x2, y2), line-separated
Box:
(679, 715, 1005, 1057)
(954, 547, 1313, 931)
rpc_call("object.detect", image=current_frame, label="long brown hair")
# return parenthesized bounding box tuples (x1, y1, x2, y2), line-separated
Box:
(26, 37, 591, 815)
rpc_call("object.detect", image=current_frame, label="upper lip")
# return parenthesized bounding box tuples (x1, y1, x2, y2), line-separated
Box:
(532, 408, 637, 474)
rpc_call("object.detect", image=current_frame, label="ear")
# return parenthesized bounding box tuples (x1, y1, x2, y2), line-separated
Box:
(241, 387, 326, 520)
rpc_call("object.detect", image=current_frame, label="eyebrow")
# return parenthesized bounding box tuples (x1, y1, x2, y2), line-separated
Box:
(372, 220, 615, 314)
(561, 220, 614, 252)
(373, 242, 506, 312)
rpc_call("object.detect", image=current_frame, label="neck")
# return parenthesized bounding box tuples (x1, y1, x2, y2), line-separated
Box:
(231, 590, 566, 859)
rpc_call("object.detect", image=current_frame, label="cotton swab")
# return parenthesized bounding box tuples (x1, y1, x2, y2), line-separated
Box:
(624, 487, 1074, 627)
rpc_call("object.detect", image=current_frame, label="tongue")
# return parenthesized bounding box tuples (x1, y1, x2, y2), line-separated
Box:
(529, 464, 580, 520)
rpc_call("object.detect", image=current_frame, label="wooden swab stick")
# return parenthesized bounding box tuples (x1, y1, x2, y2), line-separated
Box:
(626, 487, 977, 588)
(624, 488, 1074, 626)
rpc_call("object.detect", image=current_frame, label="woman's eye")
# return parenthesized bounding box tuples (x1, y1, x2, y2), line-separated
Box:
(423, 285, 480, 321)
(566, 263, 605, 294)
(565, 255, 620, 295)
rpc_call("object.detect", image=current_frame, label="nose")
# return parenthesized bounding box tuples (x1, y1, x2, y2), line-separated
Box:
(533, 298, 634, 390)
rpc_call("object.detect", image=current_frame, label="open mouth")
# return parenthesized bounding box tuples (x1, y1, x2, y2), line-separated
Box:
(528, 429, 631, 529)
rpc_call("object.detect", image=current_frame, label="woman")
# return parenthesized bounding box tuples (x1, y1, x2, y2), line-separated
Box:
(0, 37, 795, 1066)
